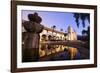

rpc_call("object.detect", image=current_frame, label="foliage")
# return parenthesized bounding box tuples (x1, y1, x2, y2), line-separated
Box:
(73, 13, 90, 28)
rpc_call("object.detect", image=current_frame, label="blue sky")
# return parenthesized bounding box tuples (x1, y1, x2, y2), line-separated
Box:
(22, 10, 90, 35)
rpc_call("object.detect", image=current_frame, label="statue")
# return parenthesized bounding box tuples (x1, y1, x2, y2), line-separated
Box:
(22, 12, 44, 62)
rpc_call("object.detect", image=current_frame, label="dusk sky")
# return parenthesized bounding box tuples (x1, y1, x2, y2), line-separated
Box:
(22, 10, 90, 35)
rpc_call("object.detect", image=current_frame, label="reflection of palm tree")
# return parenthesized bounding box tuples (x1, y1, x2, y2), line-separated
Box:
(73, 13, 90, 28)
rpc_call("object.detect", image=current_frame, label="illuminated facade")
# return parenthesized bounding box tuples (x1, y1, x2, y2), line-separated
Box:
(40, 26, 77, 41)
(67, 26, 77, 40)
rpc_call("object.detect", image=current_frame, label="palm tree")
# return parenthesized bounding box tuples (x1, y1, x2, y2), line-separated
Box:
(51, 25, 56, 40)
(81, 26, 90, 49)
(60, 28, 63, 40)
(51, 25, 56, 34)
(60, 28, 63, 32)
(82, 30, 87, 36)
(73, 13, 90, 28)
(82, 26, 90, 36)
(52, 25, 56, 29)
(73, 13, 80, 28)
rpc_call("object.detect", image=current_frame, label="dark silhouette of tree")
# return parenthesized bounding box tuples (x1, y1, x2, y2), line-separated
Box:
(52, 25, 56, 29)
(64, 31, 67, 36)
(73, 13, 90, 28)
(73, 13, 80, 28)
(81, 26, 90, 49)
(60, 28, 63, 32)
(82, 30, 87, 36)
(51, 25, 56, 35)
(82, 26, 90, 36)
(60, 28, 63, 40)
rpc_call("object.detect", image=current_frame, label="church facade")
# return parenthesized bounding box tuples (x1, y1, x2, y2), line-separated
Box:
(40, 26, 77, 42)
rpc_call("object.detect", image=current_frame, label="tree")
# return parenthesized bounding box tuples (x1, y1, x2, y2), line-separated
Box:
(60, 28, 63, 32)
(82, 30, 87, 36)
(52, 25, 56, 29)
(60, 28, 63, 40)
(73, 13, 90, 28)
(51, 25, 56, 40)
(81, 26, 90, 49)
(73, 13, 80, 28)
(51, 25, 56, 35)
(82, 26, 90, 36)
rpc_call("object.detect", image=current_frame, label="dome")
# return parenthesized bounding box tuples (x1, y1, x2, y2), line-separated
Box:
(68, 26, 73, 33)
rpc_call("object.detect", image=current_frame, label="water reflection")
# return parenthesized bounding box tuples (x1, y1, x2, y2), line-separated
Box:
(39, 41, 82, 61)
